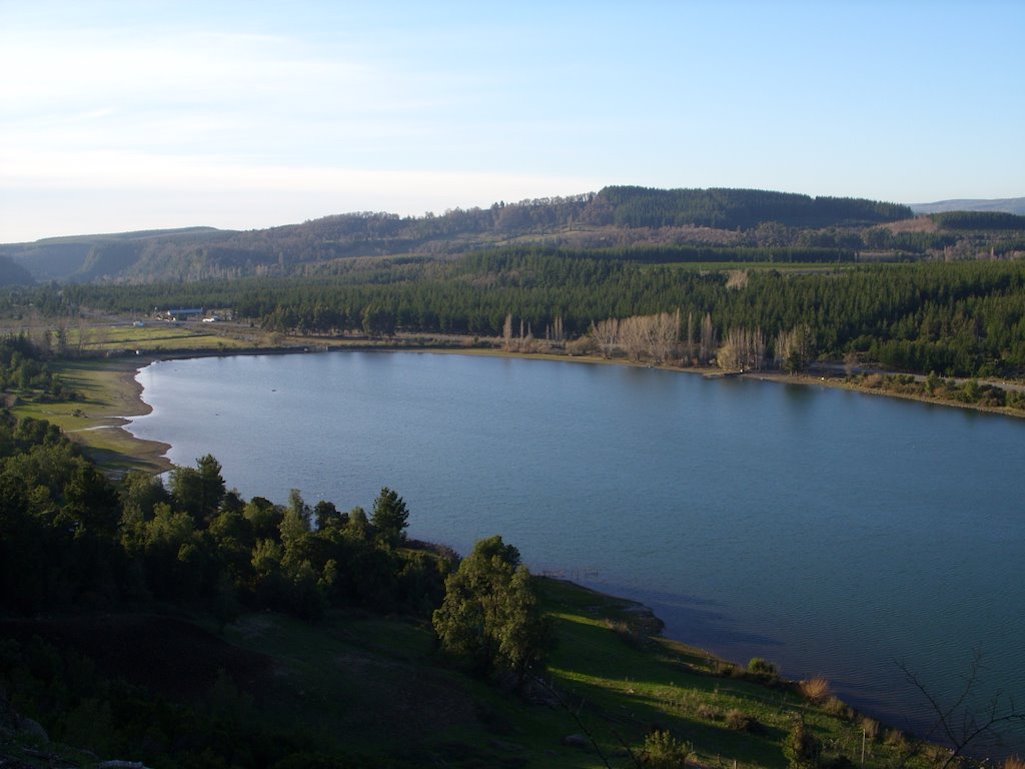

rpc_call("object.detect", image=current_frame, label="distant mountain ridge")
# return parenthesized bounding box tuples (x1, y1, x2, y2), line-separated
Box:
(3, 187, 1021, 285)
(0, 187, 920, 285)
(911, 197, 1025, 216)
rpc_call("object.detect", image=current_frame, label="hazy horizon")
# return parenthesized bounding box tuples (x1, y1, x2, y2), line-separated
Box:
(3, 1, 1023, 242)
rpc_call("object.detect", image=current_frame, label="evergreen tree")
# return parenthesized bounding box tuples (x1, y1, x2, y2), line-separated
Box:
(371, 486, 409, 548)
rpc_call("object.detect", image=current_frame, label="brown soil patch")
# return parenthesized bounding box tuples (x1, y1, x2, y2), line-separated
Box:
(881, 216, 939, 233)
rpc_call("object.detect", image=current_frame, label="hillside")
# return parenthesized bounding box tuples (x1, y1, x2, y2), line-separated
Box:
(0, 255, 34, 286)
(1, 187, 915, 284)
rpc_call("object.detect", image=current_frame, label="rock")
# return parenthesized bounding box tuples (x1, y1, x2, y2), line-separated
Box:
(16, 715, 49, 743)
(561, 734, 590, 749)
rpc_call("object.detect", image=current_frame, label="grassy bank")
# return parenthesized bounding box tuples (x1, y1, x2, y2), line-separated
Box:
(10, 357, 172, 475)
(0, 578, 937, 769)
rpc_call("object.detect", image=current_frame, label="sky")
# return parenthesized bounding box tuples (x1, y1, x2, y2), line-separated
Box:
(1, 0, 1023, 242)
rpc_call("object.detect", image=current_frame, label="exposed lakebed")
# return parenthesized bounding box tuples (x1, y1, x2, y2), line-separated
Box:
(127, 350, 1025, 745)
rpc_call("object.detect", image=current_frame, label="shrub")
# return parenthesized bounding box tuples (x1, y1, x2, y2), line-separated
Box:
(883, 728, 909, 751)
(822, 696, 853, 720)
(746, 657, 779, 682)
(641, 730, 693, 769)
(725, 709, 760, 733)
(565, 336, 595, 356)
(1002, 756, 1025, 769)
(861, 717, 879, 741)
(696, 704, 722, 721)
(799, 676, 832, 704)
(783, 718, 822, 769)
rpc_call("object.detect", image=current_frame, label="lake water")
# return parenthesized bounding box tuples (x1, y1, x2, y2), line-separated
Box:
(128, 351, 1025, 747)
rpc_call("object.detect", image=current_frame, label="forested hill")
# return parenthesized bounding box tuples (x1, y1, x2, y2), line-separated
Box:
(0, 256, 34, 287)
(1, 187, 916, 284)
(595, 186, 910, 228)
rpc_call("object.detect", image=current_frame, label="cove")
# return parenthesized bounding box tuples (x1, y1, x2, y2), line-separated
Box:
(127, 350, 1025, 745)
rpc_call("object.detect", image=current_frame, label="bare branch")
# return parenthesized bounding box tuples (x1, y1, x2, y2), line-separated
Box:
(897, 651, 1025, 769)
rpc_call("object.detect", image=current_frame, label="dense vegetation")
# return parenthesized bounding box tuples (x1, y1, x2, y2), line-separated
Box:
(596, 186, 911, 228)
(0, 421, 451, 622)
(0, 335, 79, 403)
(930, 211, 1025, 231)
(17, 255, 1025, 379)
(0, 404, 508, 766)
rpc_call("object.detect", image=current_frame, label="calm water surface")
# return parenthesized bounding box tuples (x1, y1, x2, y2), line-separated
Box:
(128, 351, 1025, 743)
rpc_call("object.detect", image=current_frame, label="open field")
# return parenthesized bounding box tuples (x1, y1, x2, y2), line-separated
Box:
(10, 357, 171, 475)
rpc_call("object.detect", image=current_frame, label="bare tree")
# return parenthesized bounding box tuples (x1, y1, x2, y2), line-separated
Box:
(775, 324, 815, 373)
(898, 650, 1025, 769)
(699, 313, 716, 364)
(726, 269, 750, 290)
(685, 311, 695, 364)
(646, 309, 680, 364)
(503, 313, 514, 351)
(588, 311, 679, 363)
(618, 315, 648, 361)
(590, 318, 620, 359)
(719, 327, 766, 371)
(552, 315, 564, 343)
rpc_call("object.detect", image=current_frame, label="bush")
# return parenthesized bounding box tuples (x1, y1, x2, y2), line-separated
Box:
(783, 718, 822, 769)
(799, 676, 832, 704)
(883, 728, 910, 751)
(696, 704, 722, 721)
(725, 709, 760, 733)
(822, 696, 853, 720)
(641, 730, 692, 768)
(746, 657, 779, 682)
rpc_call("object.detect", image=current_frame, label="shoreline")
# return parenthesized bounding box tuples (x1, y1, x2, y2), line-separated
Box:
(53, 339, 1025, 480)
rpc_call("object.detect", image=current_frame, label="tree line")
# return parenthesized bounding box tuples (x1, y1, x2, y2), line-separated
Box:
(0, 334, 78, 402)
(20, 253, 1025, 378)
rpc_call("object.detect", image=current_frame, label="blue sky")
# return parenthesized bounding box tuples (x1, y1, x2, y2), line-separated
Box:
(1, 0, 1023, 241)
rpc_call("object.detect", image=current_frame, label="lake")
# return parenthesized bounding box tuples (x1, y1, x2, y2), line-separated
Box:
(128, 350, 1025, 747)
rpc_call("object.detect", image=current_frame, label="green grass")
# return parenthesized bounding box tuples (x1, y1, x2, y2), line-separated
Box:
(72, 321, 259, 352)
(204, 579, 931, 769)
(11, 358, 171, 474)
(1, 578, 936, 768)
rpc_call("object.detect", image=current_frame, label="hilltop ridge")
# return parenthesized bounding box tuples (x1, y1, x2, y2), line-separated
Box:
(3, 186, 1022, 286)
(0, 187, 912, 284)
